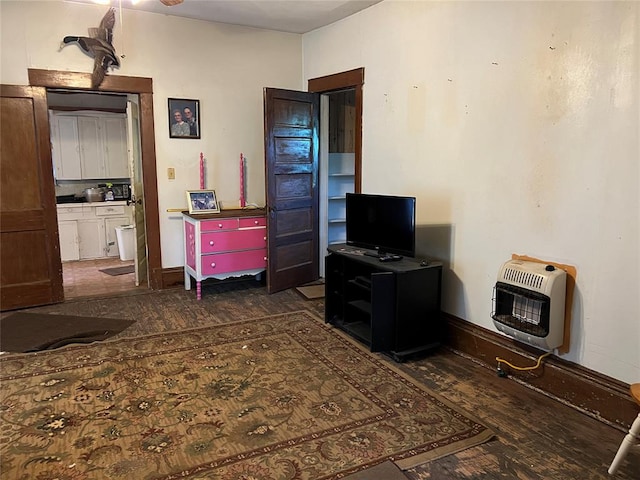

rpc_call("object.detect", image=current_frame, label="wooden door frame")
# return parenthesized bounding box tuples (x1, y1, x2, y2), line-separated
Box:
(28, 69, 163, 290)
(308, 67, 364, 192)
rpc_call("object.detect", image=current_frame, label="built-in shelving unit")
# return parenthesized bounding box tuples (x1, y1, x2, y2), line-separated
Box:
(327, 153, 355, 246)
(319, 87, 358, 278)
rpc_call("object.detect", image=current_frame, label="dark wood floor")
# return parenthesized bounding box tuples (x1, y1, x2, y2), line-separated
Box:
(20, 279, 640, 479)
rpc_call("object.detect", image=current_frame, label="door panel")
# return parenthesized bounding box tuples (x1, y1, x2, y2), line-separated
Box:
(127, 99, 148, 287)
(0, 85, 63, 311)
(264, 88, 319, 293)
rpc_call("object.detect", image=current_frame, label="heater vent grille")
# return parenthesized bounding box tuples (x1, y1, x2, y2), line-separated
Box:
(503, 267, 544, 290)
(492, 260, 567, 350)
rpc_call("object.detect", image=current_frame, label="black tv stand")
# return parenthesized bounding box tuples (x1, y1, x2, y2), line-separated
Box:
(325, 244, 443, 362)
(362, 251, 403, 262)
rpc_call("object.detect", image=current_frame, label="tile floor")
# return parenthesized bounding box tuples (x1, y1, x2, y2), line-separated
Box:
(62, 258, 148, 300)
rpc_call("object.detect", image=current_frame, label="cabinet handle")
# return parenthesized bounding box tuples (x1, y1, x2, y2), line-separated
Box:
(263, 236, 267, 241)
(254, 220, 259, 225)
(210, 262, 216, 268)
(218, 224, 223, 229)
(209, 241, 214, 246)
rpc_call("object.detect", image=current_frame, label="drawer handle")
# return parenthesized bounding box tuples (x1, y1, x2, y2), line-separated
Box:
(254, 220, 259, 225)
(210, 262, 216, 268)
(218, 224, 223, 229)
(209, 241, 214, 246)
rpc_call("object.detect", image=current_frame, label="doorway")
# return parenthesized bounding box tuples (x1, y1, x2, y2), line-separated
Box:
(28, 69, 163, 294)
(308, 68, 364, 276)
(47, 89, 142, 299)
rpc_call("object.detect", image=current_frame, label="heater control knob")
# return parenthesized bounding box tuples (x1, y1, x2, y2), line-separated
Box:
(545, 265, 556, 271)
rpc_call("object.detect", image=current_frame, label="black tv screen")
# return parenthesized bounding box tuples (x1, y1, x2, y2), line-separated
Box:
(346, 193, 416, 257)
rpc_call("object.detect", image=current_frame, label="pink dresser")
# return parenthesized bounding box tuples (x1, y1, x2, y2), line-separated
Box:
(183, 208, 267, 299)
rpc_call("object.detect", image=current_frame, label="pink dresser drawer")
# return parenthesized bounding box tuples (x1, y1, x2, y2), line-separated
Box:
(239, 217, 266, 228)
(201, 249, 267, 275)
(200, 218, 239, 231)
(201, 228, 266, 253)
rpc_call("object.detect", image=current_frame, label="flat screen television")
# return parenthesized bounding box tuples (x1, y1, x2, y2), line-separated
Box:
(346, 193, 416, 258)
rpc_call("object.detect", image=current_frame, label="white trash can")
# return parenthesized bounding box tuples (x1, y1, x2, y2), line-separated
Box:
(115, 225, 135, 261)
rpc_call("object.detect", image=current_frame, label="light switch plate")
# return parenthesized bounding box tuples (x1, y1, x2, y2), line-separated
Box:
(167, 167, 175, 180)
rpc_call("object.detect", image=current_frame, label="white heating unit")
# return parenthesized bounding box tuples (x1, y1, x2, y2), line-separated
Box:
(491, 259, 567, 350)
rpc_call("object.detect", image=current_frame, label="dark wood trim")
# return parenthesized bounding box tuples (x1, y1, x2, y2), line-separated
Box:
(307, 67, 364, 192)
(354, 85, 363, 192)
(139, 92, 161, 289)
(33, 85, 65, 303)
(443, 313, 635, 430)
(28, 69, 153, 94)
(308, 68, 364, 92)
(160, 267, 185, 289)
(28, 69, 162, 292)
(48, 106, 126, 114)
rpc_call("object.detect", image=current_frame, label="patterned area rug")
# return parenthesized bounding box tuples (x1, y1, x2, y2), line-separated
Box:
(0, 310, 492, 479)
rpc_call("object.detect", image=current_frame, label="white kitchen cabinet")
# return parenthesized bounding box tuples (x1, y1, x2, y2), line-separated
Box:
(103, 117, 129, 178)
(77, 218, 105, 259)
(57, 202, 133, 261)
(50, 115, 82, 180)
(50, 112, 128, 180)
(78, 116, 105, 179)
(58, 220, 80, 261)
(104, 217, 131, 257)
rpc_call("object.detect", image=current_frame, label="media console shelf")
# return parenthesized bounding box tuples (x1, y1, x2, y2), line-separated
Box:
(325, 244, 443, 362)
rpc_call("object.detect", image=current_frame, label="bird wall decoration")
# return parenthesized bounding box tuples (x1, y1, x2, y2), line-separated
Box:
(59, 8, 120, 89)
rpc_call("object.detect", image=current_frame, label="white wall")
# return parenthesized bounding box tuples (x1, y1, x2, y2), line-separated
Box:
(2, 0, 638, 384)
(0, 0, 302, 267)
(304, 0, 639, 384)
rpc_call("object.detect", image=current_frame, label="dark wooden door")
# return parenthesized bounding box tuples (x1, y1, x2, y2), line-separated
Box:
(263, 88, 319, 293)
(1, 85, 63, 311)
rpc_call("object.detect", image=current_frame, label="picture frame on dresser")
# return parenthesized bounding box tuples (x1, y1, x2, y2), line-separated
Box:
(187, 190, 220, 214)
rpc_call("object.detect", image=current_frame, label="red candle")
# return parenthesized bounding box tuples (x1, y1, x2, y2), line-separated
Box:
(200, 152, 205, 189)
(240, 153, 246, 207)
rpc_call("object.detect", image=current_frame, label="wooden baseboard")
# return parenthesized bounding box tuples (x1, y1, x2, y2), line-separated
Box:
(159, 267, 185, 289)
(443, 313, 635, 430)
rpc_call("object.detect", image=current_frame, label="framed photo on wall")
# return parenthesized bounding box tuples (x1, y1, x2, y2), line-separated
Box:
(186, 189, 219, 214)
(168, 98, 200, 139)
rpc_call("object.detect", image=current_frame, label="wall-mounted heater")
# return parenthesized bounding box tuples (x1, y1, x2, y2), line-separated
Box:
(491, 259, 567, 350)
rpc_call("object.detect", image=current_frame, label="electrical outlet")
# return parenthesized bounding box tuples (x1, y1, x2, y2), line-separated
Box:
(167, 167, 175, 180)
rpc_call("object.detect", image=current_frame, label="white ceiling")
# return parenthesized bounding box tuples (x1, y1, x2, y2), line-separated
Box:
(67, 0, 382, 34)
